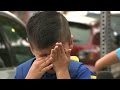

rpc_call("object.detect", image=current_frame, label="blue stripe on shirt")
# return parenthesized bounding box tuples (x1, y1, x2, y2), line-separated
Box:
(116, 48, 120, 60)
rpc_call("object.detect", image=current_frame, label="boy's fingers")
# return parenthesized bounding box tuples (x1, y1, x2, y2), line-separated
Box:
(50, 49, 54, 57)
(36, 57, 46, 61)
(59, 42, 66, 55)
(35, 56, 50, 65)
(41, 64, 53, 74)
(40, 57, 53, 69)
(55, 45, 60, 57)
(33, 58, 46, 66)
(53, 45, 58, 57)
(56, 42, 65, 54)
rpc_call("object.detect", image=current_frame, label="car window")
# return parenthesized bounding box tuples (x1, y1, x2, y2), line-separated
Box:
(69, 22, 91, 44)
(0, 13, 33, 67)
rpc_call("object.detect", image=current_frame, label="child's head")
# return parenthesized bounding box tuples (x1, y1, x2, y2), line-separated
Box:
(26, 11, 73, 58)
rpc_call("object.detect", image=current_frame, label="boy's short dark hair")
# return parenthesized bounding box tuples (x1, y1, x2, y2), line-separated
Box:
(26, 11, 71, 49)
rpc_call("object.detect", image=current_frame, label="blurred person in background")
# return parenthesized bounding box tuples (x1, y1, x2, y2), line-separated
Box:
(95, 48, 120, 72)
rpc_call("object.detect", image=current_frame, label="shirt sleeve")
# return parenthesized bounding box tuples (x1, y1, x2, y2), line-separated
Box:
(14, 66, 23, 79)
(76, 64, 93, 79)
(115, 48, 120, 61)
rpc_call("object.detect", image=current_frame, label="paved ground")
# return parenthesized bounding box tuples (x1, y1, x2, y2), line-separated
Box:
(0, 67, 16, 79)
(111, 63, 120, 79)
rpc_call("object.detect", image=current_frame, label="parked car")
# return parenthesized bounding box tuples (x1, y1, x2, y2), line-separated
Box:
(64, 14, 100, 68)
(0, 11, 33, 68)
(0, 11, 35, 79)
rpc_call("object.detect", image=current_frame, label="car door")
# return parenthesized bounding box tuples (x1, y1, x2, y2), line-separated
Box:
(0, 26, 16, 67)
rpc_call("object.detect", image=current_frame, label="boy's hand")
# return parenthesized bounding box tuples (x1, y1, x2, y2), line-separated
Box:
(50, 42, 71, 79)
(25, 57, 53, 79)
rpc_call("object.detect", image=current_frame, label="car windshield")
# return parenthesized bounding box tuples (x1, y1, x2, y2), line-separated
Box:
(69, 22, 91, 44)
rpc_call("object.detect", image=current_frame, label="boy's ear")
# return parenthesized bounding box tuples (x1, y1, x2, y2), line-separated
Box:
(69, 35, 74, 49)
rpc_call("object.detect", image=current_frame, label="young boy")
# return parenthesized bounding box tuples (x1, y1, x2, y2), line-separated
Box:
(95, 48, 120, 72)
(15, 11, 93, 79)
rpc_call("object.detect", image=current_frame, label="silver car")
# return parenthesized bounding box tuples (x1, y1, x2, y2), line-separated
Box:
(0, 11, 33, 79)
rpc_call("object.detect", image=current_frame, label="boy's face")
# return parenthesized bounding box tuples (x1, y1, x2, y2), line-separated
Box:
(31, 42, 72, 59)
(31, 36, 73, 59)
(30, 36, 73, 73)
